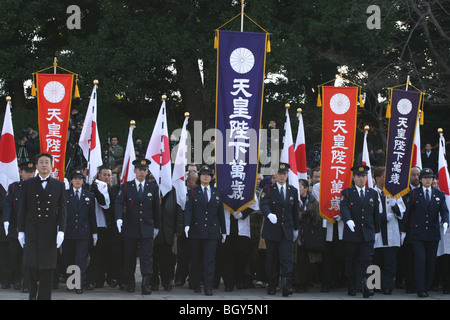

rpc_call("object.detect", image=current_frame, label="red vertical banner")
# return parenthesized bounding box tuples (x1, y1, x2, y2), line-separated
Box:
(36, 73, 74, 181)
(319, 86, 358, 222)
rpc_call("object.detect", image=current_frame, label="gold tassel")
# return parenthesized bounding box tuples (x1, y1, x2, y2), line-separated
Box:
(359, 93, 364, 108)
(214, 30, 218, 49)
(420, 109, 424, 125)
(316, 91, 322, 107)
(266, 34, 271, 53)
(31, 81, 36, 96)
(386, 103, 391, 118)
(74, 83, 80, 98)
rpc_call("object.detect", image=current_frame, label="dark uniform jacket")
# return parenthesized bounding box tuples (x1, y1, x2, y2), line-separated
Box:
(2, 182, 19, 239)
(17, 176, 67, 269)
(401, 187, 449, 241)
(115, 180, 161, 239)
(340, 186, 381, 243)
(184, 185, 226, 240)
(65, 188, 97, 240)
(260, 183, 300, 242)
(156, 187, 183, 245)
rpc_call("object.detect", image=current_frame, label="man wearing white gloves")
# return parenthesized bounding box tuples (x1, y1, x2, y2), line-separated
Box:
(17, 153, 67, 300)
(339, 165, 380, 298)
(401, 168, 449, 298)
(114, 159, 160, 295)
(260, 162, 300, 297)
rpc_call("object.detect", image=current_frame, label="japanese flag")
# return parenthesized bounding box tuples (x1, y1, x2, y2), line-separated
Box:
(79, 84, 103, 184)
(438, 130, 450, 209)
(172, 115, 189, 210)
(0, 99, 20, 191)
(280, 107, 300, 200)
(362, 129, 373, 188)
(120, 124, 136, 183)
(294, 110, 307, 180)
(145, 99, 172, 197)
(412, 113, 422, 169)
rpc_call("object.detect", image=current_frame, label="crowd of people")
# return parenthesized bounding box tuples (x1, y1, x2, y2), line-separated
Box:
(1, 122, 448, 300)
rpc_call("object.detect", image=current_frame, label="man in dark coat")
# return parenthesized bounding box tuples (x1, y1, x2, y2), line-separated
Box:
(17, 153, 67, 300)
(3, 161, 36, 291)
(260, 162, 300, 297)
(340, 164, 381, 298)
(401, 168, 449, 298)
(115, 158, 161, 294)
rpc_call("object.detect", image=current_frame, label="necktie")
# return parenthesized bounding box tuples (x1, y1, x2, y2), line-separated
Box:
(75, 190, 80, 201)
(203, 187, 208, 203)
(426, 189, 430, 205)
(360, 189, 364, 200)
(281, 186, 285, 201)
(139, 183, 143, 197)
(41, 178, 49, 183)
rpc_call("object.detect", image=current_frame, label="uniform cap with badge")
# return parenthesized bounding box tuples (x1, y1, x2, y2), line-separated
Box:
(199, 165, 214, 176)
(351, 164, 370, 176)
(18, 161, 36, 172)
(419, 168, 434, 179)
(70, 169, 85, 179)
(132, 158, 151, 169)
(277, 162, 290, 174)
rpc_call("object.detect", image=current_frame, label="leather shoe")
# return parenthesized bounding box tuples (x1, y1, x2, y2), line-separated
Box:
(194, 287, 201, 293)
(383, 288, 392, 295)
(204, 289, 213, 296)
(127, 284, 136, 292)
(417, 291, 428, 298)
(348, 288, 356, 296)
(267, 287, 276, 295)
(141, 276, 152, 295)
(75, 288, 83, 294)
(86, 283, 95, 291)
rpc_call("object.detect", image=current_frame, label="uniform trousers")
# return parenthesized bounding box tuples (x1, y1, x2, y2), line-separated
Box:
(86, 227, 111, 287)
(222, 235, 251, 289)
(26, 267, 53, 300)
(374, 246, 398, 290)
(8, 239, 27, 287)
(151, 242, 176, 287)
(345, 241, 374, 290)
(123, 237, 153, 284)
(62, 239, 89, 284)
(189, 238, 218, 291)
(265, 235, 293, 284)
(411, 240, 439, 292)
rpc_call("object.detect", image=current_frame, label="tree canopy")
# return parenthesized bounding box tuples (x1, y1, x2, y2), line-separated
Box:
(0, 0, 449, 153)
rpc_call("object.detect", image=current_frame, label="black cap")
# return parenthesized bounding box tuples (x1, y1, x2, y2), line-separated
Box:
(132, 158, 150, 169)
(18, 161, 36, 172)
(278, 162, 290, 173)
(199, 165, 213, 176)
(420, 168, 434, 178)
(351, 164, 370, 175)
(70, 169, 84, 179)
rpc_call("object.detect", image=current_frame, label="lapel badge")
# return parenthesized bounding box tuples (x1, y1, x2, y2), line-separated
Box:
(341, 195, 344, 200)
(436, 197, 440, 201)
(85, 197, 90, 201)
(147, 193, 152, 197)
(216, 196, 220, 200)
(261, 192, 265, 198)
(290, 196, 293, 200)
(369, 198, 374, 202)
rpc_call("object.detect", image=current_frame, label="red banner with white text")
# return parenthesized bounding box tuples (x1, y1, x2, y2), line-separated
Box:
(36, 73, 74, 181)
(319, 86, 358, 222)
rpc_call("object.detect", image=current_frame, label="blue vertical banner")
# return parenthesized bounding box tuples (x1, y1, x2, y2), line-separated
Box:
(384, 89, 422, 198)
(215, 30, 269, 213)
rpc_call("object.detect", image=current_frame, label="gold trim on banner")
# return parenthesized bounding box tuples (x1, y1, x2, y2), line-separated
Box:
(31, 60, 80, 98)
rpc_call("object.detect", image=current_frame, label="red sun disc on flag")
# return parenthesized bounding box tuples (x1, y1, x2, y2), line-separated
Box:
(151, 135, 171, 166)
(0, 133, 17, 163)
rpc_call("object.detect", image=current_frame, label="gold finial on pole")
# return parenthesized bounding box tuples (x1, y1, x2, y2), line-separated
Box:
(297, 108, 302, 114)
(162, 94, 167, 100)
(93, 80, 99, 86)
(285, 103, 290, 109)
(364, 125, 370, 132)
(184, 112, 190, 118)
(438, 128, 443, 134)
(5, 96, 11, 102)
(130, 120, 136, 127)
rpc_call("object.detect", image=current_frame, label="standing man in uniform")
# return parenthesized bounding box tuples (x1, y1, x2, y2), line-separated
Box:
(260, 162, 300, 297)
(184, 165, 226, 296)
(17, 153, 67, 300)
(63, 170, 98, 293)
(3, 161, 36, 292)
(401, 168, 449, 297)
(340, 164, 380, 298)
(115, 158, 160, 295)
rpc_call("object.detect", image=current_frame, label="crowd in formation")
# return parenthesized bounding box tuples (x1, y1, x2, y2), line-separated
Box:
(0, 130, 449, 300)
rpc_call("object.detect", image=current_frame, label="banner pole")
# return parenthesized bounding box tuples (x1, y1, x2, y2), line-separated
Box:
(406, 75, 410, 91)
(240, 0, 244, 32)
(53, 57, 57, 74)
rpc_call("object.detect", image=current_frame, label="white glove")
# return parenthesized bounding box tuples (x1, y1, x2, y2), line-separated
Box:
(401, 232, 406, 245)
(222, 234, 227, 243)
(185, 226, 190, 238)
(154, 228, 159, 238)
(56, 231, 64, 248)
(234, 212, 243, 219)
(18, 232, 25, 248)
(386, 213, 395, 221)
(116, 219, 123, 233)
(267, 213, 277, 224)
(293, 230, 299, 242)
(375, 232, 381, 243)
(346, 220, 355, 232)
(389, 198, 397, 207)
(92, 233, 98, 246)
(3, 222, 9, 236)
(443, 222, 448, 235)
(333, 215, 341, 222)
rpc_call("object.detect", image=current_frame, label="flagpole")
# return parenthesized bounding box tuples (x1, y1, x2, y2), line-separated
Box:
(159, 94, 167, 195)
(53, 57, 58, 74)
(240, 0, 244, 32)
(406, 75, 410, 91)
(87, 79, 98, 184)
